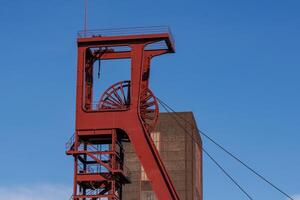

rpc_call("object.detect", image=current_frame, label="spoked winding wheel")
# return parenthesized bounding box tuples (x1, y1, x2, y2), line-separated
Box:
(98, 81, 131, 109)
(98, 81, 159, 132)
(139, 89, 159, 132)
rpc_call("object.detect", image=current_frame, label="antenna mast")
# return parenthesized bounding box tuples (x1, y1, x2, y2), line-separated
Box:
(84, 0, 88, 36)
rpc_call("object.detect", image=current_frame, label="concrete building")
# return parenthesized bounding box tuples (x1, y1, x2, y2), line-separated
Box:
(123, 112, 203, 200)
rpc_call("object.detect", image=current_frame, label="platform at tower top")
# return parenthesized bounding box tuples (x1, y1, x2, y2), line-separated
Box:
(77, 26, 175, 52)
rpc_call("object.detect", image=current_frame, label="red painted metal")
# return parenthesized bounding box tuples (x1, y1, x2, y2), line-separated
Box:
(67, 27, 180, 200)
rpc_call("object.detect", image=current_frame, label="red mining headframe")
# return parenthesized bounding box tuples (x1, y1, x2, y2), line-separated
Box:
(66, 27, 180, 200)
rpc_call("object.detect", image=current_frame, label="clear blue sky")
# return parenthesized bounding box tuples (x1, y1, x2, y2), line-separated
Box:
(0, 0, 299, 200)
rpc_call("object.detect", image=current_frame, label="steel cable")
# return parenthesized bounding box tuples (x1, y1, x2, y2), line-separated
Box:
(203, 148, 254, 200)
(157, 97, 295, 200)
(157, 98, 253, 199)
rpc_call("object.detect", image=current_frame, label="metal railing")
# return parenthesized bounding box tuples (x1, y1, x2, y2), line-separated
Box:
(78, 162, 95, 174)
(78, 26, 175, 50)
(78, 26, 171, 37)
(66, 134, 75, 151)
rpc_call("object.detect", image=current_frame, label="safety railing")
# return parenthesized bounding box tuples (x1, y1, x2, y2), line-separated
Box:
(69, 138, 130, 179)
(78, 26, 175, 50)
(78, 26, 171, 38)
(66, 134, 75, 151)
(77, 162, 95, 174)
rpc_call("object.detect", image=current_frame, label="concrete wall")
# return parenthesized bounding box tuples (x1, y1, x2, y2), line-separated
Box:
(122, 112, 202, 200)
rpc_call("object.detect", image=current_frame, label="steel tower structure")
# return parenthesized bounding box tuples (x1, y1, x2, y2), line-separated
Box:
(66, 27, 180, 200)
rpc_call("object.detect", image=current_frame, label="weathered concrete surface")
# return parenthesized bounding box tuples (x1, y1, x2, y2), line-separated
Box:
(123, 112, 203, 200)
